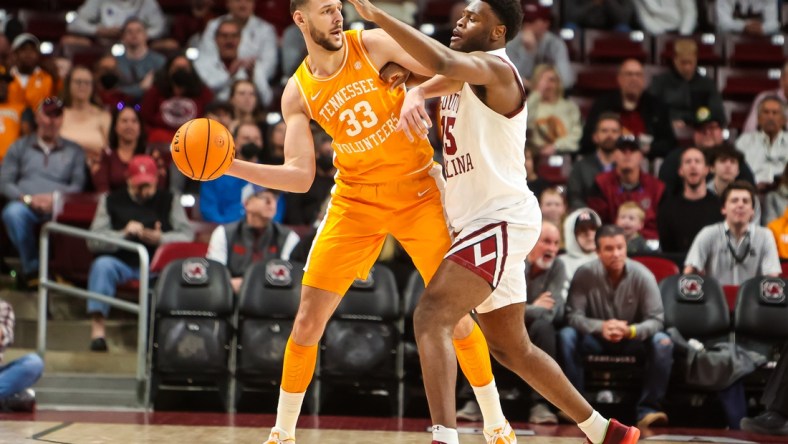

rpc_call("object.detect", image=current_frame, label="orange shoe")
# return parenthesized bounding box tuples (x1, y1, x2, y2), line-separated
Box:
(264, 427, 295, 443)
(484, 421, 517, 444)
(592, 418, 640, 444)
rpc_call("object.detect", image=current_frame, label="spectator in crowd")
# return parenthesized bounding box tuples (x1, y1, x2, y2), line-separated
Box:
(660, 109, 756, 196)
(706, 143, 762, 223)
(524, 220, 568, 424)
(736, 96, 788, 190)
(0, 34, 9, 68)
(526, 64, 582, 156)
(199, 142, 254, 224)
(615, 201, 651, 254)
(115, 18, 166, 104)
(86, 155, 193, 351)
(0, 66, 25, 161)
(157, 0, 216, 50)
(7, 34, 53, 111)
(0, 298, 43, 412)
(59, 66, 112, 173)
(92, 106, 148, 193)
(206, 187, 300, 293)
(141, 54, 214, 143)
(506, 2, 575, 91)
(525, 146, 549, 200)
(658, 147, 723, 253)
(228, 79, 265, 133)
(559, 208, 602, 276)
(280, 24, 309, 81)
(684, 181, 781, 285)
(766, 162, 788, 224)
(560, 224, 672, 429)
(580, 59, 676, 158)
(205, 100, 235, 130)
(633, 0, 696, 35)
(262, 119, 287, 165)
(744, 61, 788, 133)
(741, 343, 788, 435)
(649, 39, 725, 130)
(716, 0, 780, 35)
(539, 187, 567, 230)
(199, 0, 278, 88)
(567, 113, 620, 210)
(588, 136, 665, 239)
(65, 0, 166, 45)
(0, 97, 86, 289)
(284, 129, 335, 226)
(563, 0, 633, 32)
(93, 55, 127, 109)
(195, 18, 272, 106)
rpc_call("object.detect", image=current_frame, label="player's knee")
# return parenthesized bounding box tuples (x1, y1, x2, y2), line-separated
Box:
(291, 315, 327, 344)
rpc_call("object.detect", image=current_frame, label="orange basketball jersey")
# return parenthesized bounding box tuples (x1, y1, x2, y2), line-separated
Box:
(292, 30, 434, 185)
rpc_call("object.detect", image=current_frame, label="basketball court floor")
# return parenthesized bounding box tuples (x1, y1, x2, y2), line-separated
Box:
(2, 411, 787, 444)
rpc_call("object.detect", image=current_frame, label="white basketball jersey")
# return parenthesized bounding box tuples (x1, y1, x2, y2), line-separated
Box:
(439, 48, 534, 230)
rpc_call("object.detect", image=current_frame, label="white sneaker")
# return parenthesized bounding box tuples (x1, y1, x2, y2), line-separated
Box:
(456, 400, 483, 422)
(263, 427, 295, 443)
(529, 403, 558, 424)
(484, 421, 516, 444)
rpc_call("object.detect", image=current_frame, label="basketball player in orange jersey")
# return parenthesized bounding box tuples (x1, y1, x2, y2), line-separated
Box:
(223, 1, 512, 443)
(349, 0, 641, 443)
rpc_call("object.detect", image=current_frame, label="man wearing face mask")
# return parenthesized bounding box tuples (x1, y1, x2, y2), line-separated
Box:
(85, 155, 193, 352)
(284, 129, 335, 226)
(207, 186, 300, 294)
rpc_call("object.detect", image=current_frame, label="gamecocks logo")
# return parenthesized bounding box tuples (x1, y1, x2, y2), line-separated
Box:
(679, 275, 704, 301)
(760, 279, 786, 305)
(182, 258, 209, 285)
(265, 259, 293, 287)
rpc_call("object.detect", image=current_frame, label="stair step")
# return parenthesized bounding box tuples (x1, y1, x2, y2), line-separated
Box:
(4, 349, 139, 374)
(12, 319, 140, 351)
(34, 373, 142, 408)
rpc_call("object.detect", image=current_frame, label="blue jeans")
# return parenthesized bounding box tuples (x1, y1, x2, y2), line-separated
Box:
(2, 201, 48, 275)
(86, 256, 140, 318)
(559, 326, 674, 420)
(0, 353, 44, 399)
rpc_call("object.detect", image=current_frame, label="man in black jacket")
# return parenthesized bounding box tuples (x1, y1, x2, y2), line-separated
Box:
(86, 155, 193, 352)
(580, 59, 676, 158)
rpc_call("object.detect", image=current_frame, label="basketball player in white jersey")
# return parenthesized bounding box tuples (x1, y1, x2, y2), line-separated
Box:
(348, 1, 640, 443)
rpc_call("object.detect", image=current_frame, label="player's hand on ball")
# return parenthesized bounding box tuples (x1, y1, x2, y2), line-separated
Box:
(347, 0, 380, 21)
(397, 87, 431, 142)
(170, 118, 236, 181)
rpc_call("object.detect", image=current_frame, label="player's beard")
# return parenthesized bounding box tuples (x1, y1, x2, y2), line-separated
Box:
(309, 23, 343, 52)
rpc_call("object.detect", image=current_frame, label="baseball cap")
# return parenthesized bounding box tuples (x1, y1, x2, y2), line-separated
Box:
(11, 33, 40, 52)
(0, 66, 13, 82)
(38, 96, 64, 117)
(693, 106, 724, 129)
(523, 2, 552, 23)
(241, 183, 280, 203)
(126, 155, 158, 186)
(615, 135, 641, 151)
(574, 209, 601, 232)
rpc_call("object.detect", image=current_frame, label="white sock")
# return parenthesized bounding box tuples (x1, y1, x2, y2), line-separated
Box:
(578, 410, 609, 444)
(472, 379, 506, 431)
(432, 424, 459, 444)
(274, 388, 305, 437)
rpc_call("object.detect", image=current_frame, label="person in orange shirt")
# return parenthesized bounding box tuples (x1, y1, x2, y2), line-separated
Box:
(0, 66, 25, 161)
(221, 1, 509, 442)
(7, 34, 54, 111)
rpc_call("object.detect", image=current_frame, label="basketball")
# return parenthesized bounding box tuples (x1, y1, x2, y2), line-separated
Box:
(170, 118, 236, 181)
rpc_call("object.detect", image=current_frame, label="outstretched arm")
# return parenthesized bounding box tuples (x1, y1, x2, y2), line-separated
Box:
(226, 79, 316, 193)
(398, 75, 462, 141)
(349, 0, 510, 86)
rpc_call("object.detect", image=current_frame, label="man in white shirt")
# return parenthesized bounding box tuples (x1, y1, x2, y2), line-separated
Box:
(716, 0, 780, 35)
(735, 96, 788, 190)
(198, 0, 277, 102)
(633, 0, 697, 35)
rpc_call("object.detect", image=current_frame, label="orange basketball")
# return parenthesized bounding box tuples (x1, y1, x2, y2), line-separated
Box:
(170, 118, 236, 181)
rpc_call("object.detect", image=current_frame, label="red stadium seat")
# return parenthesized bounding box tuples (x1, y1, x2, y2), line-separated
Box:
(255, 0, 292, 35)
(725, 34, 788, 68)
(19, 11, 67, 42)
(656, 33, 724, 66)
(117, 242, 209, 293)
(781, 261, 788, 277)
(723, 100, 752, 134)
(631, 256, 679, 283)
(570, 63, 619, 96)
(190, 220, 219, 244)
(717, 67, 781, 101)
(49, 193, 101, 285)
(723, 285, 739, 313)
(584, 30, 651, 64)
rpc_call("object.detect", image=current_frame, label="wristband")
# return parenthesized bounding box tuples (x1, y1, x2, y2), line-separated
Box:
(629, 325, 637, 339)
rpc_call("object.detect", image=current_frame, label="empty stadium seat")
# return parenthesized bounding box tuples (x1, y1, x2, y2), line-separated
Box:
(734, 276, 788, 359)
(150, 258, 234, 410)
(723, 100, 753, 134)
(49, 192, 100, 285)
(570, 63, 619, 96)
(725, 34, 788, 68)
(632, 256, 680, 283)
(320, 265, 402, 415)
(782, 261, 788, 277)
(660, 274, 730, 346)
(718, 67, 781, 101)
(18, 10, 67, 42)
(723, 285, 740, 314)
(584, 30, 651, 64)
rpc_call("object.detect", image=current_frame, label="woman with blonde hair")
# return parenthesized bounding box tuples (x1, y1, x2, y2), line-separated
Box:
(527, 64, 582, 157)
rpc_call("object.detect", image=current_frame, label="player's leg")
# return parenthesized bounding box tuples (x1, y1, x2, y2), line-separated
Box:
(266, 190, 388, 444)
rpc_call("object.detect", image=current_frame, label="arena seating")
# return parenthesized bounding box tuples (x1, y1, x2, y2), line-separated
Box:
(631, 255, 680, 283)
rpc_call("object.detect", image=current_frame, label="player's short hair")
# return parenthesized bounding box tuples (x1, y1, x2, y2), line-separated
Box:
(595, 224, 625, 247)
(290, 0, 309, 15)
(482, 0, 523, 42)
(721, 180, 756, 209)
(617, 201, 645, 221)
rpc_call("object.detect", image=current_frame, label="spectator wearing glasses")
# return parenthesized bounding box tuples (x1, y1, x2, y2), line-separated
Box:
(684, 181, 781, 285)
(0, 97, 86, 289)
(735, 96, 788, 191)
(587, 135, 665, 239)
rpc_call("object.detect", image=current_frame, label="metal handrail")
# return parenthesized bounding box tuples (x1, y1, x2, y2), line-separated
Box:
(37, 221, 150, 405)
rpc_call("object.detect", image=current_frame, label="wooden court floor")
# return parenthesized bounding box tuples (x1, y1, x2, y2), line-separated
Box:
(1, 411, 785, 444)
